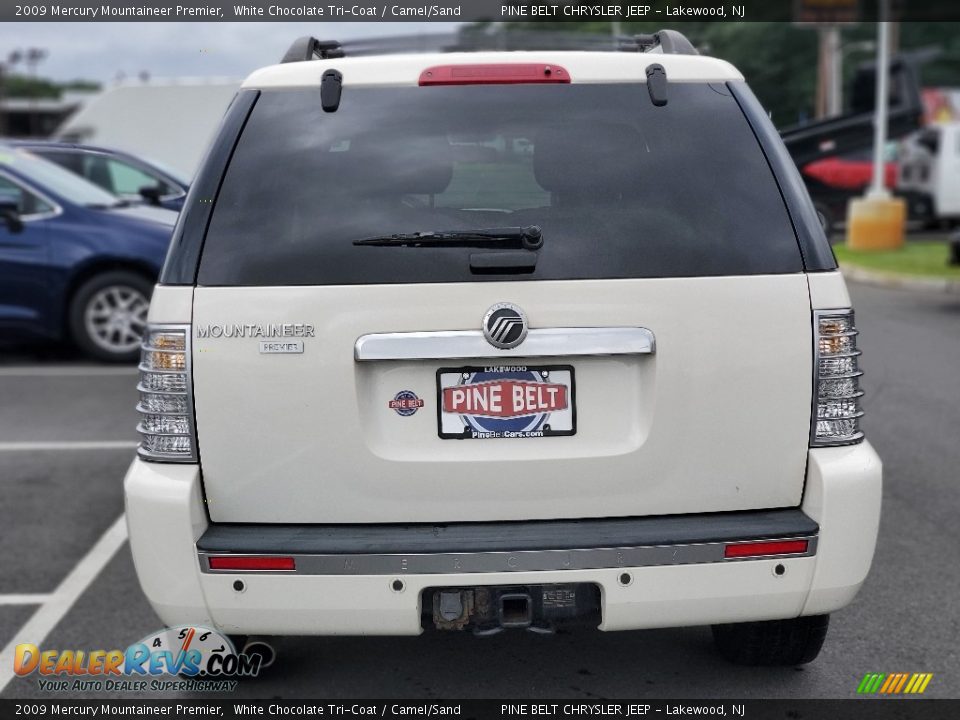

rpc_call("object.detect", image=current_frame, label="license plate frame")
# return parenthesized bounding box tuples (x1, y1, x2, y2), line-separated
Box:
(436, 364, 577, 440)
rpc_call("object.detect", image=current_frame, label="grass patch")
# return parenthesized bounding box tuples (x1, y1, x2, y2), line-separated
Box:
(833, 241, 960, 280)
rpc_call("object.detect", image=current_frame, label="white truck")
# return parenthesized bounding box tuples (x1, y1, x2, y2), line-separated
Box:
(898, 121, 960, 225)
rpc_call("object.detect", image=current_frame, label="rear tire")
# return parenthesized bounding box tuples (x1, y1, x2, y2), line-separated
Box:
(226, 634, 249, 661)
(711, 614, 829, 666)
(68, 270, 153, 363)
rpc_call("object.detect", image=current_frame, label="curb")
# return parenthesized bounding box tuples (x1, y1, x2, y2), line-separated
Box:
(839, 263, 960, 295)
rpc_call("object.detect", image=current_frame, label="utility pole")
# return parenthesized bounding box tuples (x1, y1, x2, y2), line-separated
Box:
(846, 0, 906, 251)
(798, 0, 860, 119)
(826, 26, 843, 116)
(816, 25, 843, 118)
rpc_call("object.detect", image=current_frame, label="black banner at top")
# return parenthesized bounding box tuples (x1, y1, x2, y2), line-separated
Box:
(4, 0, 960, 22)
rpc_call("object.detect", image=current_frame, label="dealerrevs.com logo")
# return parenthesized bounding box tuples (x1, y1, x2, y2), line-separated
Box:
(14, 626, 260, 692)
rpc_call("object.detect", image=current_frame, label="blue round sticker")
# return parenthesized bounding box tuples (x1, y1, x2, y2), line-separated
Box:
(390, 390, 423, 416)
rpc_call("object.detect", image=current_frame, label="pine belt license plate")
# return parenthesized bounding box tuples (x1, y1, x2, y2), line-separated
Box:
(436, 365, 576, 440)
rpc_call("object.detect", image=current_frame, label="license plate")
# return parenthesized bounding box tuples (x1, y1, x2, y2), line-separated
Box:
(436, 365, 576, 440)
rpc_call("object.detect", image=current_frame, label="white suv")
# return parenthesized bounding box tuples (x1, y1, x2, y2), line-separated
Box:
(125, 33, 881, 667)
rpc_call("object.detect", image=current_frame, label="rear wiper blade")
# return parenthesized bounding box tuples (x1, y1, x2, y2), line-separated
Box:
(353, 225, 543, 251)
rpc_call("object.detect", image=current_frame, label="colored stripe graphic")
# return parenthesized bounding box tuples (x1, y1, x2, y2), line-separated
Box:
(857, 673, 885, 693)
(879, 674, 897, 693)
(893, 673, 910, 693)
(857, 672, 932, 694)
(913, 674, 933, 694)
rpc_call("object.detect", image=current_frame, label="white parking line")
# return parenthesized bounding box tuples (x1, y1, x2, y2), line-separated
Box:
(0, 441, 138, 452)
(0, 366, 137, 377)
(0, 595, 52, 606)
(0, 514, 128, 694)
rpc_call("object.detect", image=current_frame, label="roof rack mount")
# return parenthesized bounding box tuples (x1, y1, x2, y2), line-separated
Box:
(281, 37, 344, 63)
(620, 30, 698, 56)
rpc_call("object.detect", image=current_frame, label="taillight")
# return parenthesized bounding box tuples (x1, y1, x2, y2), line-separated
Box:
(812, 309, 864, 446)
(208, 556, 296, 571)
(418, 64, 570, 86)
(724, 539, 809, 559)
(136, 325, 197, 462)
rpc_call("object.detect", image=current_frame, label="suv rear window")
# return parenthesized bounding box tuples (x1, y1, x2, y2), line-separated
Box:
(198, 82, 803, 286)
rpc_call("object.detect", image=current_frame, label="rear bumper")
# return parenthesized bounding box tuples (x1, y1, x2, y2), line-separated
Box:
(124, 442, 880, 635)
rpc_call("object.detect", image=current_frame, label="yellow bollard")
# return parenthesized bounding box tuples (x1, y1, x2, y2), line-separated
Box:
(846, 196, 906, 250)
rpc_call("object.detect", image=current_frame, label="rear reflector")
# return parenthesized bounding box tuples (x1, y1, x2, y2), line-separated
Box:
(208, 556, 295, 571)
(724, 540, 809, 559)
(419, 64, 570, 86)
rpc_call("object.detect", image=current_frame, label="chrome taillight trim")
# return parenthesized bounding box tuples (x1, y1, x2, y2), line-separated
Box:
(817, 349, 862, 360)
(817, 388, 866, 401)
(135, 424, 192, 437)
(136, 447, 193, 462)
(811, 308, 865, 447)
(135, 383, 188, 396)
(136, 323, 198, 463)
(135, 408, 188, 419)
(813, 431, 865, 447)
(815, 409, 866, 420)
(137, 363, 185, 375)
(815, 371, 863, 382)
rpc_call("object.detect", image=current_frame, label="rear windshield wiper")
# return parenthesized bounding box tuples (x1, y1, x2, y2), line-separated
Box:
(353, 226, 543, 251)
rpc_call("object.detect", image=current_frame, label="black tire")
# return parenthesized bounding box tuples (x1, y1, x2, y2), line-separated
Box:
(68, 270, 153, 363)
(711, 614, 829, 666)
(227, 635, 248, 655)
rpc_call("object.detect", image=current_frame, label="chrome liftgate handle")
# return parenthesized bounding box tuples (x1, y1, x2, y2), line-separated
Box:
(355, 327, 656, 362)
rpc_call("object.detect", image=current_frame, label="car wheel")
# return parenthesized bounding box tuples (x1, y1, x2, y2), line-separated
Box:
(69, 271, 153, 363)
(711, 614, 829, 666)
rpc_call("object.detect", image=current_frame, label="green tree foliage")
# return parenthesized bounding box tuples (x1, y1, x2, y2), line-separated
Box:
(1, 74, 61, 99)
(0, 74, 101, 99)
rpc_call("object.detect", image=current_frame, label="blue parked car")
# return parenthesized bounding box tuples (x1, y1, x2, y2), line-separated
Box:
(7, 141, 190, 211)
(0, 145, 176, 361)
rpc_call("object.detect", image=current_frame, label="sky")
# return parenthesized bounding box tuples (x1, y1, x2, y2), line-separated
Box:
(2, 22, 465, 83)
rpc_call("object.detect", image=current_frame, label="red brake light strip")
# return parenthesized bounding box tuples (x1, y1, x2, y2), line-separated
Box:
(724, 539, 809, 559)
(419, 64, 570, 86)
(208, 556, 295, 571)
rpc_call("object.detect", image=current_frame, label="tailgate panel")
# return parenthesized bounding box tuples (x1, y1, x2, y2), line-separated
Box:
(192, 275, 812, 523)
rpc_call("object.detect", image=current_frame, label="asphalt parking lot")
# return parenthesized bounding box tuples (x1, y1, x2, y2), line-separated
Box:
(1, 280, 958, 700)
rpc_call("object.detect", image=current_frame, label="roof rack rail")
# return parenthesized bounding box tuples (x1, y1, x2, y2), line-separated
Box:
(281, 37, 345, 63)
(276, 30, 698, 63)
(620, 30, 698, 56)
